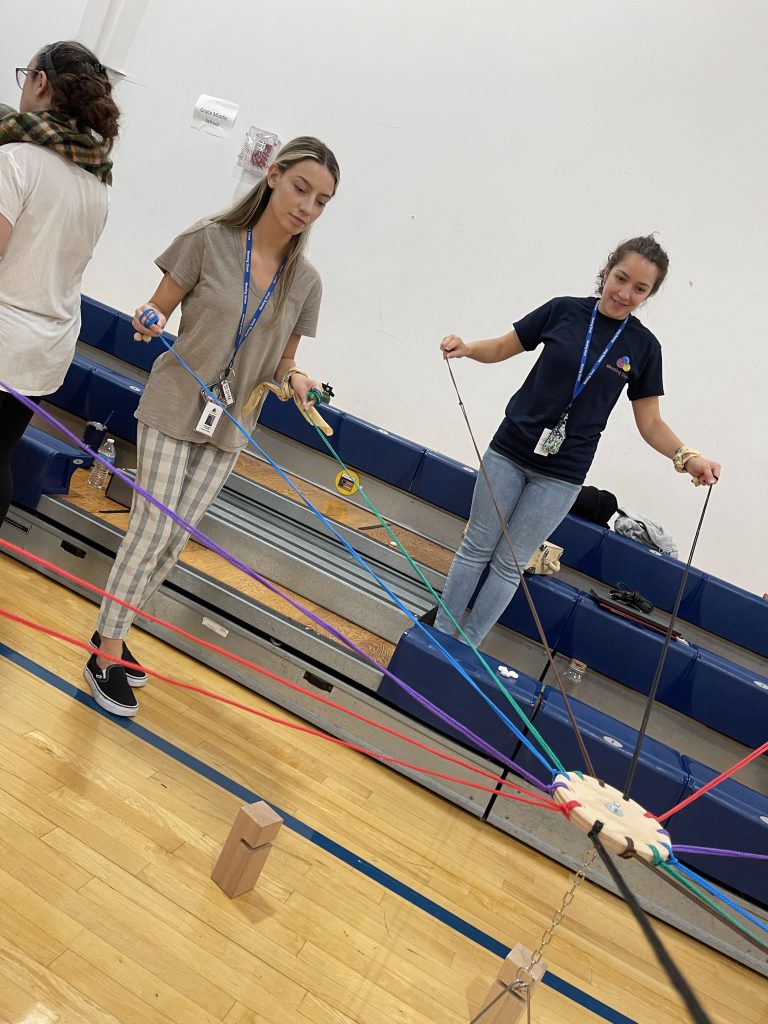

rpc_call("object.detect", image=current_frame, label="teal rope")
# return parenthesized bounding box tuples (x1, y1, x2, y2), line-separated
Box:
(656, 862, 767, 949)
(150, 334, 560, 777)
(663, 849, 768, 935)
(312, 426, 566, 773)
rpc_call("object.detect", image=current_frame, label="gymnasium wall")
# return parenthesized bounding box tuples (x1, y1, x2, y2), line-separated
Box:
(3, 0, 766, 595)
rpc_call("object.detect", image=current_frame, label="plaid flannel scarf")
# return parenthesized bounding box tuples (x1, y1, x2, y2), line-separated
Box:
(0, 109, 112, 184)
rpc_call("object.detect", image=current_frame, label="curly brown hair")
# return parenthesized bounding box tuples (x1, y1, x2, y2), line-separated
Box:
(36, 40, 120, 153)
(597, 235, 669, 297)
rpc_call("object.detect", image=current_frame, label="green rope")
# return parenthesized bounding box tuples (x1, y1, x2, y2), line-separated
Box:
(312, 425, 566, 773)
(657, 862, 766, 947)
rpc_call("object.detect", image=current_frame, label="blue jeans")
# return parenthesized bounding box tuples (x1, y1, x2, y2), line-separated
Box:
(434, 448, 580, 646)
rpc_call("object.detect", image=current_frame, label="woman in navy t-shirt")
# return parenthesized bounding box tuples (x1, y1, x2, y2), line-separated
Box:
(434, 235, 720, 647)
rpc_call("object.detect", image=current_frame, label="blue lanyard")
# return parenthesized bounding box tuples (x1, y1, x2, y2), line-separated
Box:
(570, 299, 628, 407)
(230, 227, 286, 369)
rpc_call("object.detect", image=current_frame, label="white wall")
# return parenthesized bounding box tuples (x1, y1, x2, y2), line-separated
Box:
(3, 1, 767, 594)
(2, 0, 91, 62)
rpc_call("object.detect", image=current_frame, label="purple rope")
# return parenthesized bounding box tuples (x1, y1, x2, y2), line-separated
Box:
(6, 383, 553, 793)
(672, 845, 768, 861)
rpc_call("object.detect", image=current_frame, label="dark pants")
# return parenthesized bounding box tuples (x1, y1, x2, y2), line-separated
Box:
(0, 392, 35, 523)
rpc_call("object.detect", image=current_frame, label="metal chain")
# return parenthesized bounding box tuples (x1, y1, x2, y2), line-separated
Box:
(471, 845, 597, 1024)
(525, 845, 597, 974)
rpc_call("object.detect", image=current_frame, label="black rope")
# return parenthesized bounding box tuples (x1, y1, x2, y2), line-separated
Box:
(588, 824, 714, 1024)
(445, 360, 597, 777)
(468, 973, 527, 1024)
(622, 485, 713, 800)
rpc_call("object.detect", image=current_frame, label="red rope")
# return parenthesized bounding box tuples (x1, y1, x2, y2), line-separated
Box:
(654, 740, 768, 822)
(0, 538, 551, 801)
(0, 604, 563, 812)
(0, 540, 563, 811)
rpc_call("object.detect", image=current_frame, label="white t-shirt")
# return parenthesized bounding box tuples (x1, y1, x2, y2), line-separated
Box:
(0, 143, 109, 395)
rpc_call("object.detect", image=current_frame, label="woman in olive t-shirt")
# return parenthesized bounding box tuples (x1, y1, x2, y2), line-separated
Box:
(84, 136, 340, 718)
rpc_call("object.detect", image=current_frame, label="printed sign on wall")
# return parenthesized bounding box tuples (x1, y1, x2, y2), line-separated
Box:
(192, 94, 239, 138)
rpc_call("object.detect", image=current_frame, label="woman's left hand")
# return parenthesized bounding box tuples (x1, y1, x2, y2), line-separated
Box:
(685, 455, 721, 486)
(290, 372, 324, 409)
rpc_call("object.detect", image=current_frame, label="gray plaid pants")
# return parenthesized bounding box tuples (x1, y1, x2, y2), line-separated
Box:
(96, 422, 239, 638)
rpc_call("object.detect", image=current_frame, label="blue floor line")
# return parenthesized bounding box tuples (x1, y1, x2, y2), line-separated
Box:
(0, 642, 638, 1024)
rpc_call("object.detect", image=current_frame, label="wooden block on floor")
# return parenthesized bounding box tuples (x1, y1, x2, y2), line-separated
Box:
(472, 944, 546, 1024)
(236, 801, 283, 848)
(211, 801, 283, 898)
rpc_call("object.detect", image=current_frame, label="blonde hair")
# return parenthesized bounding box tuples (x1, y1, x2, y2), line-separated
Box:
(214, 136, 339, 320)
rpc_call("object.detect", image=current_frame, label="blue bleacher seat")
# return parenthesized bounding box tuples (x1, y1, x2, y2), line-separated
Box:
(380, 624, 541, 763)
(46, 353, 94, 416)
(409, 450, 477, 518)
(676, 650, 768, 748)
(257, 390, 345, 453)
(688, 576, 768, 660)
(47, 350, 145, 450)
(334, 413, 426, 490)
(79, 294, 118, 349)
(666, 758, 768, 909)
(499, 575, 580, 651)
(595, 531, 706, 615)
(550, 595, 764, 747)
(550, 514, 607, 576)
(11, 427, 88, 509)
(558, 593, 697, 699)
(512, 686, 689, 816)
(554, 519, 765, 661)
(83, 364, 144, 445)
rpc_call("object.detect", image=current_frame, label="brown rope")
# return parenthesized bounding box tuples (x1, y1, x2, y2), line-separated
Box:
(633, 853, 768, 954)
(445, 360, 596, 778)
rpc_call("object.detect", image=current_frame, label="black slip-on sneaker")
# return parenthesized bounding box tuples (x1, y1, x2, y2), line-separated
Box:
(90, 631, 148, 687)
(83, 654, 139, 717)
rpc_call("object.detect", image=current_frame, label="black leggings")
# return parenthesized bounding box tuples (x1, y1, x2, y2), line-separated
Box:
(0, 392, 36, 524)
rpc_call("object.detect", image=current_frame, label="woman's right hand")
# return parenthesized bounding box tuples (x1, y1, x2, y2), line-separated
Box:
(132, 303, 166, 342)
(440, 334, 469, 359)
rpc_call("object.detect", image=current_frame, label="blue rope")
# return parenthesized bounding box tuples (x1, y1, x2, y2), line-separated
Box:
(306, 423, 565, 773)
(663, 848, 768, 934)
(148, 331, 559, 777)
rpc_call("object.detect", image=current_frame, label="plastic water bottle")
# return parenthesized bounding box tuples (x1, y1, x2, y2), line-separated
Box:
(87, 437, 116, 489)
(564, 659, 587, 689)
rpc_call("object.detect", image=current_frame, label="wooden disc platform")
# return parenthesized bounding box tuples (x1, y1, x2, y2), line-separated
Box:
(553, 772, 672, 863)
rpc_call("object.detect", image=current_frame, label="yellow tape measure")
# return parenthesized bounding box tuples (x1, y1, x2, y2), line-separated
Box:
(335, 469, 360, 496)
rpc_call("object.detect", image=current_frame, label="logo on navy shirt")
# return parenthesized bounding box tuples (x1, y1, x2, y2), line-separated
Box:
(607, 355, 631, 379)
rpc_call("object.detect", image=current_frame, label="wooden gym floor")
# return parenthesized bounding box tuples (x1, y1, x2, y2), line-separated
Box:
(0, 502, 766, 1022)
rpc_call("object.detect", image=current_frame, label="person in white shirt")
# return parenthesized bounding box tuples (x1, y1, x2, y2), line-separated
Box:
(0, 40, 120, 522)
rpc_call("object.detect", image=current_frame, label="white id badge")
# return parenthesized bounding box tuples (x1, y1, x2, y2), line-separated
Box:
(534, 428, 553, 457)
(195, 400, 223, 437)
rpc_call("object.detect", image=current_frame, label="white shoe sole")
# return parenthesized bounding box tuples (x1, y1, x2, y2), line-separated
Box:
(126, 669, 148, 688)
(83, 665, 139, 718)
